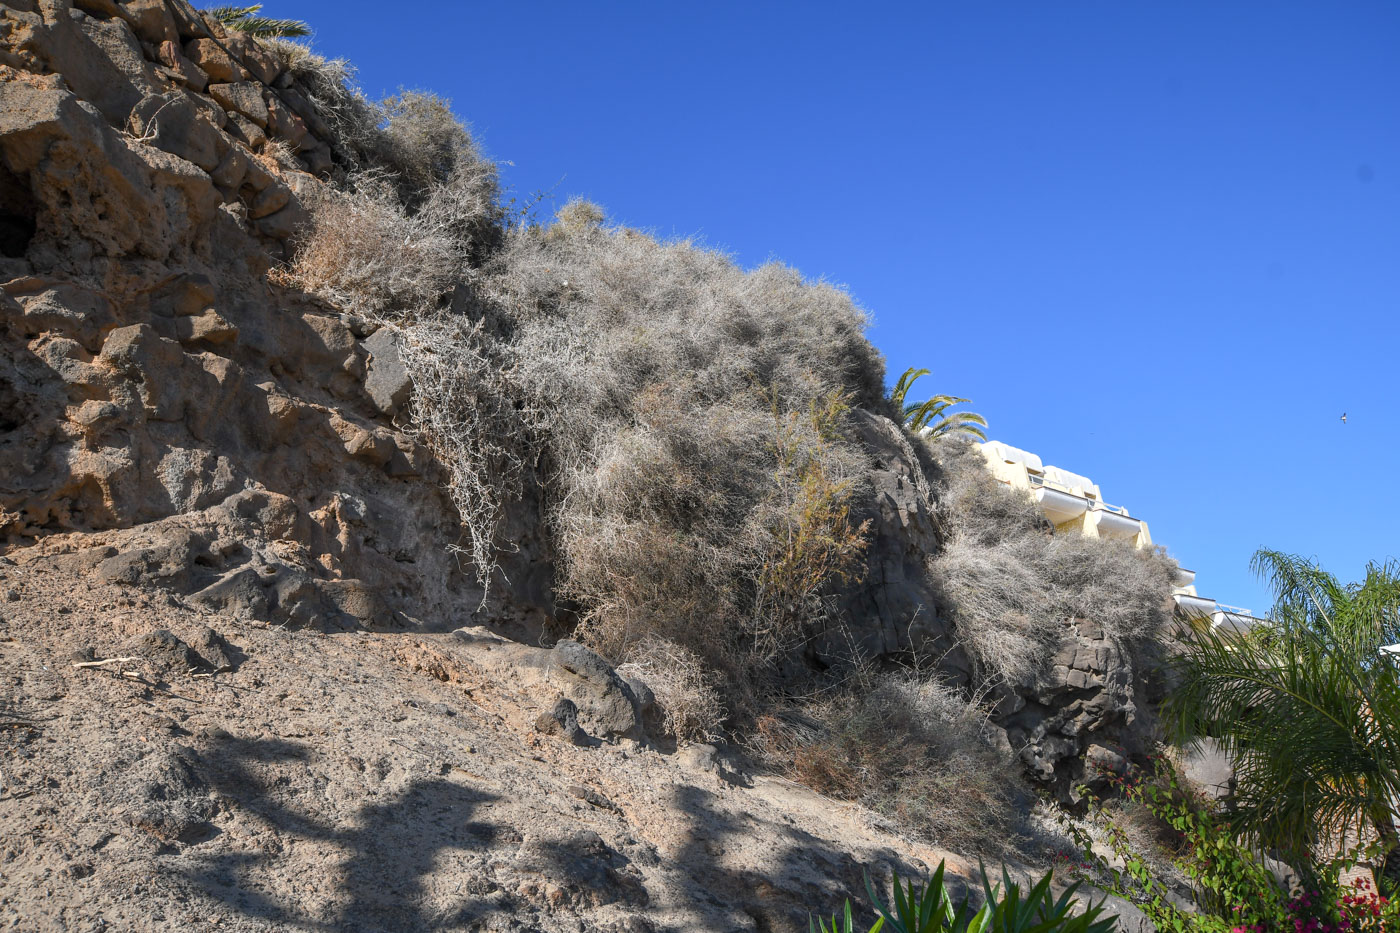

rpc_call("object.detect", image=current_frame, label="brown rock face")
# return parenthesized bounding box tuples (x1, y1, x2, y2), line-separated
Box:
(183, 38, 245, 83)
(0, 2, 552, 634)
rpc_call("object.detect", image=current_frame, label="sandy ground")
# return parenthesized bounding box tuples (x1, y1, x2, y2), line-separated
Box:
(0, 548, 985, 933)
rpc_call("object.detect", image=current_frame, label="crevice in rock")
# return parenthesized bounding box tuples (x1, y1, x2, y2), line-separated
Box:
(0, 372, 25, 432)
(0, 163, 37, 259)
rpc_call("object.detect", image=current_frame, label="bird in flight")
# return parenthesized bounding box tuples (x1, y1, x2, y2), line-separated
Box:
(1341, 412, 1348, 425)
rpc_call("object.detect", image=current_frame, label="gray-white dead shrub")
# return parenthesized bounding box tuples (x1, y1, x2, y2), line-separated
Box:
(484, 210, 886, 695)
(927, 437, 1176, 686)
(618, 638, 725, 743)
(394, 313, 532, 593)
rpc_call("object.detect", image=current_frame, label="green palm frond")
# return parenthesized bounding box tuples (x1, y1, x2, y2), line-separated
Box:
(203, 4, 310, 38)
(1166, 549, 1400, 862)
(888, 368, 988, 442)
(890, 367, 930, 413)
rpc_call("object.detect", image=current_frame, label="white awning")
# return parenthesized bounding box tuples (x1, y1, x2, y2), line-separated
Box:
(981, 440, 1043, 473)
(1033, 487, 1090, 524)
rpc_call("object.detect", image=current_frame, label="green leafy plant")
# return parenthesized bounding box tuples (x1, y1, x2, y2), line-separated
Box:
(1164, 549, 1400, 884)
(890, 368, 987, 441)
(812, 860, 1114, 933)
(202, 4, 310, 38)
(1066, 755, 1400, 932)
(1066, 756, 1292, 932)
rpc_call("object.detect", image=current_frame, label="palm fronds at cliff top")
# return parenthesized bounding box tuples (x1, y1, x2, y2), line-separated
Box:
(202, 4, 311, 38)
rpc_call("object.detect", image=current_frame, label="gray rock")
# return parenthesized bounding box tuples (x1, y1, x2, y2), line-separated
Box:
(363, 328, 413, 417)
(1181, 737, 1235, 801)
(550, 640, 643, 741)
(247, 181, 290, 219)
(534, 697, 586, 746)
(253, 198, 309, 241)
(209, 142, 248, 191)
(188, 626, 236, 672)
(119, 0, 179, 46)
(124, 629, 200, 679)
(129, 92, 226, 171)
(224, 109, 266, 149)
(1080, 887, 1156, 933)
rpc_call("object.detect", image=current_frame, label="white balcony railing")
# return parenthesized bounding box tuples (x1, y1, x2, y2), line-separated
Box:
(1028, 473, 1131, 517)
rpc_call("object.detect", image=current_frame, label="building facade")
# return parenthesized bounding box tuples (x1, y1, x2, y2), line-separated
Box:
(977, 439, 1262, 633)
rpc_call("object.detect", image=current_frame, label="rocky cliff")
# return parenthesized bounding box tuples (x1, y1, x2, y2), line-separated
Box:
(0, 0, 554, 640)
(0, 3, 1166, 929)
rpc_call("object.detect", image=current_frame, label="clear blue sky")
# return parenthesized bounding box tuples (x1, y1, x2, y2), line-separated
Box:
(285, 1, 1399, 613)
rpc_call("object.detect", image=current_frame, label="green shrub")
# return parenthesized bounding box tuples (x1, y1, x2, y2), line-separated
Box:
(1065, 756, 1400, 932)
(812, 860, 1116, 933)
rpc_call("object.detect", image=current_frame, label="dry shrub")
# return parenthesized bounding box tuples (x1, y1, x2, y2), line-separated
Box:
(757, 673, 1027, 855)
(393, 314, 531, 591)
(260, 41, 381, 164)
(617, 638, 725, 743)
(751, 391, 872, 662)
(487, 208, 885, 697)
(932, 437, 1046, 547)
(272, 52, 503, 315)
(286, 176, 463, 317)
(551, 197, 606, 236)
(928, 438, 1178, 686)
(374, 92, 503, 262)
(934, 537, 1055, 683)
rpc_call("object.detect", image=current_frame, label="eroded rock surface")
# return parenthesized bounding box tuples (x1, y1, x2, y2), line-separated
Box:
(0, 0, 551, 636)
(0, 2, 1161, 926)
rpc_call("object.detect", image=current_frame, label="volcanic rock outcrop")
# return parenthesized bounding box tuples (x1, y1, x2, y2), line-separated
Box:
(0, 2, 1163, 927)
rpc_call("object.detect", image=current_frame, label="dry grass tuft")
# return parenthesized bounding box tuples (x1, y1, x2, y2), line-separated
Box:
(755, 673, 1027, 856)
(618, 638, 726, 743)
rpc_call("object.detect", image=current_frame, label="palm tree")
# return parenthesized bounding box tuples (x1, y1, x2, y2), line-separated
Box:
(1164, 549, 1400, 884)
(202, 5, 310, 38)
(889, 367, 988, 441)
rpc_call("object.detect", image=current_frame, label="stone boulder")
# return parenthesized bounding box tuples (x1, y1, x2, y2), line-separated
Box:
(549, 640, 644, 742)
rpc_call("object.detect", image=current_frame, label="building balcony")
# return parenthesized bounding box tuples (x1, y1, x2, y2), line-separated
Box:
(1174, 593, 1217, 619)
(1027, 473, 1143, 539)
(1087, 506, 1143, 540)
(1211, 604, 1263, 634)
